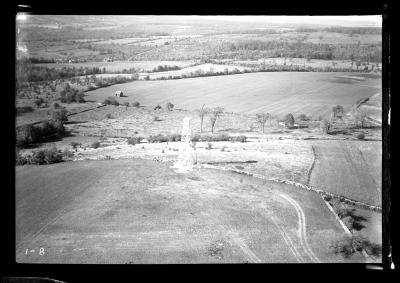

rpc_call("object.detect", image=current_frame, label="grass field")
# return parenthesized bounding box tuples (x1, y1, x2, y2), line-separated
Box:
(308, 140, 382, 206)
(84, 72, 381, 119)
(16, 159, 359, 263)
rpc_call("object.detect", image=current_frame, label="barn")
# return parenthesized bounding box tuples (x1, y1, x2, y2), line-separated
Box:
(115, 90, 123, 97)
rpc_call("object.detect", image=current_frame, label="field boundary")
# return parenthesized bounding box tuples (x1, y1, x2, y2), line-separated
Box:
(306, 145, 316, 186)
(198, 164, 382, 212)
(321, 198, 352, 236)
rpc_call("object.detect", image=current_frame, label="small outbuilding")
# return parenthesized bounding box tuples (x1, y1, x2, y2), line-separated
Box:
(115, 90, 123, 97)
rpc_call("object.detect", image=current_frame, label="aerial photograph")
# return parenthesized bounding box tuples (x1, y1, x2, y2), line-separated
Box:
(15, 15, 382, 263)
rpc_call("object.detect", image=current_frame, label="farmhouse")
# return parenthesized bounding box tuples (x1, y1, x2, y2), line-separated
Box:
(115, 90, 123, 97)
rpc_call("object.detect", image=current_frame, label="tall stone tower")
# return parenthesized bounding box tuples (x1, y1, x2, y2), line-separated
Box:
(171, 117, 196, 173)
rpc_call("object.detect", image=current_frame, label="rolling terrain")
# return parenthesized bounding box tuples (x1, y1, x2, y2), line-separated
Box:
(14, 15, 383, 264)
(16, 159, 358, 263)
(84, 72, 381, 119)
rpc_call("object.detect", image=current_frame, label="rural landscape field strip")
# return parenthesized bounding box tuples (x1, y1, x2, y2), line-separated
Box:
(201, 163, 381, 211)
(309, 140, 381, 206)
(85, 72, 381, 118)
(16, 159, 351, 263)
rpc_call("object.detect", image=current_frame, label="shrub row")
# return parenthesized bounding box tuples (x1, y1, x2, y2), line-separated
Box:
(127, 136, 143, 145)
(151, 65, 181, 72)
(16, 120, 65, 147)
(103, 97, 119, 106)
(148, 134, 182, 143)
(16, 147, 66, 165)
(141, 134, 247, 143)
(191, 134, 247, 143)
(94, 75, 134, 88)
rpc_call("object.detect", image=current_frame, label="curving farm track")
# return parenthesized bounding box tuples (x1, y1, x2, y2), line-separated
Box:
(16, 159, 349, 263)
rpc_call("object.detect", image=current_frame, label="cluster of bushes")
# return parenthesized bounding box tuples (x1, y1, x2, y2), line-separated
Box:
(16, 147, 66, 165)
(284, 113, 295, 128)
(16, 119, 65, 147)
(331, 235, 382, 258)
(151, 65, 181, 72)
(60, 85, 85, 103)
(16, 109, 67, 147)
(131, 101, 140, 108)
(103, 97, 119, 106)
(128, 133, 247, 144)
(51, 108, 68, 122)
(148, 134, 182, 143)
(34, 97, 49, 108)
(356, 132, 365, 140)
(16, 106, 34, 115)
(91, 141, 100, 149)
(191, 134, 246, 142)
(127, 136, 143, 145)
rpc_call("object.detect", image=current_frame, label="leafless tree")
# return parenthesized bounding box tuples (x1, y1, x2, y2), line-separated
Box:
(209, 107, 224, 134)
(197, 104, 208, 133)
(256, 113, 271, 133)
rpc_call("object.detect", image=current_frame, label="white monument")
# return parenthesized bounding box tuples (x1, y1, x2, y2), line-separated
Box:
(171, 117, 196, 173)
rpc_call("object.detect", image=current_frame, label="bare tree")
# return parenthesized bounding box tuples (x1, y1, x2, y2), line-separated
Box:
(209, 107, 224, 134)
(197, 104, 208, 133)
(256, 113, 271, 133)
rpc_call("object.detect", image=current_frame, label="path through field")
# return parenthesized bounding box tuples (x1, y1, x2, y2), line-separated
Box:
(16, 159, 352, 263)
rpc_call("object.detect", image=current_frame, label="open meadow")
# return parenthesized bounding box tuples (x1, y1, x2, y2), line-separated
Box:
(84, 72, 381, 119)
(309, 140, 382, 206)
(16, 159, 359, 263)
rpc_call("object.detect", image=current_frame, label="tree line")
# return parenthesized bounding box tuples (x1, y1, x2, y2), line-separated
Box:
(16, 58, 105, 83)
(224, 40, 381, 62)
